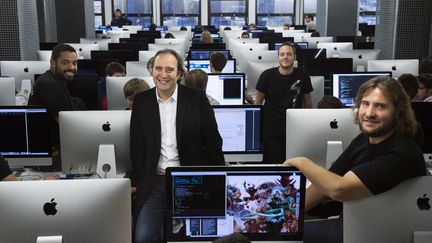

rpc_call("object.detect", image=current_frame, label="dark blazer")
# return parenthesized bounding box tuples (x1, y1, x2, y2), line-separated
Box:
(129, 84, 225, 222)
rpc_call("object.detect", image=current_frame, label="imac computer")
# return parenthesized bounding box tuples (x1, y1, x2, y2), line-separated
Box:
(0, 61, 50, 91)
(206, 73, 245, 105)
(59, 110, 131, 176)
(66, 43, 100, 59)
(213, 105, 262, 162)
(301, 37, 334, 49)
(188, 50, 230, 60)
(246, 60, 280, 91)
(0, 178, 131, 243)
(138, 50, 157, 62)
(90, 50, 134, 66)
(148, 43, 185, 58)
(338, 49, 381, 72)
(227, 38, 260, 50)
(304, 58, 353, 80)
(229, 43, 269, 60)
(155, 38, 189, 52)
(80, 37, 112, 50)
(310, 76, 325, 108)
(106, 76, 154, 110)
(126, 61, 151, 76)
(187, 59, 236, 73)
(411, 102, 432, 164)
(165, 165, 306, 242)
(0, 77, 16, 105)
(190, 43, 227, 51)
(317, 42, 353, 58)
(286, 109, 360, 168)
(0, 106, 52, 168)
(37, 50, 52, 61)
(332, 72, 392, 107)
(367, 59, 419, 78)
(108, 43, 149, 61)
(283, 32, 312, 42)
(237, 50, 278, 73)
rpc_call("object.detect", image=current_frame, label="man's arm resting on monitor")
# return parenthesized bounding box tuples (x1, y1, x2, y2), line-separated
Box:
(254, 90, 265, 105)
(303, 93, 312, 108)
(284, 157, 373, 201)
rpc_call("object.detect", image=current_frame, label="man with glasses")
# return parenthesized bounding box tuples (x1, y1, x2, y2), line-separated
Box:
(255, 42, 313, 164)
(129, 49, 225, 243)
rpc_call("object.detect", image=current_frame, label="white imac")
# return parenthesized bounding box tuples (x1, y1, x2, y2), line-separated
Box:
(126, 61, 150, 76)
(163, 30, 192, 41)
(59, 110, 132, 176)
(245, 60, 279, 91)
(286, 109, 360, 168)
(154, 38, 189, 52)
(367, 59, 419, 78)
(106, 30, 131, 43)
(187, 59, 236, 73)
(0, 60, 50, 91)
(332, 72, 392, 107)
(121, 24, 143, 33)
(310, 76, 325, 108)
(237, 50, 278, 73)
(138, 50, 157, 62)
(0, 106, 52, 168)
(106, 76, 154, 110)
(0, 77, 16, 105)
(37, 50, 52, 61)
(338, 49, 381, 72)
(226, 37, 259, 51)
(284, 32, 312, 42)
(317, 42, 353, 58)
(213, 105, 263, 162)
(148, 43, 185, 59)
(80, 37, 112, 50)
(66, 43, 100, 59)
(302, 36, 334, 48)
(0, 179, 131, 243)
(229, 42, 268, 60)
(206, 73, 245, 105)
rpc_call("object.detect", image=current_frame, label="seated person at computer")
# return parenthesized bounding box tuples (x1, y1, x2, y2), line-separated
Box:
(110, 9, 132, 27)
(123, 78, 150, 110)
(241, 31, 250, 38)
(305, 15, 316, 32)
(282, 23, 290, 30)
(0, 155, 16, 181)
(129, 49, 225, 243)
(248, 23, 257, 31)
(397, 73, 419, 101)
(209, 52, 227, 73)
(415, 74, 432, 102)
(255, 42, 313, 164)
(29, 44, 83, 160)
(200, 30, 213, 43)
(283, 76, 426, 215)
(183, 69, 220, 105)
(164, 32, 175, 39)
(98, 62, 126, 110)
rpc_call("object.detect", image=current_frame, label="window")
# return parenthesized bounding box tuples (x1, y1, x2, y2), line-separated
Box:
(161, 0, 200, 27)
(113, 0, 153, 27)
(359, 0, 377, 25)
(94, 0, 105, 27)
(209, 0, 248, 27)
(256, 0, 294, 26)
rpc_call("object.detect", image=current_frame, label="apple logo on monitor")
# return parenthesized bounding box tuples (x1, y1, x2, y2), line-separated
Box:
(333, 47, 338, 50)
(258, 56, 262, 60)
(330, 119, 338, 129)
(392, 66, 397, 71)
(358, 54, 363, 59)
(24, 67, 29, 72)
(43, 198, 58, 216)
(102, 121, 111, 132)
(417, 194, 431, 210)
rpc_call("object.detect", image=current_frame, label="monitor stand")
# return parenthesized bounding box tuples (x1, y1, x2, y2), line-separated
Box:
(326, 141, 343, 168)
(20, 79, 32, 100)
(96, 144, 117, 178)
(37, 235, 62, 243)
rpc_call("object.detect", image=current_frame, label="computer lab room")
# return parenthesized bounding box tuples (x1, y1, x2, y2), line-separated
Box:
(0, 0, 431, 242)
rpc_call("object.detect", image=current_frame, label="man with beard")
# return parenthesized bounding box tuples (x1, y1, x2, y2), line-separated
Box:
(29, 43, 81, 161)
(283, 76, 426, 212)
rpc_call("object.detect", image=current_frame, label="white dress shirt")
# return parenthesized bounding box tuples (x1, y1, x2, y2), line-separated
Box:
(156, 85, 180, 175)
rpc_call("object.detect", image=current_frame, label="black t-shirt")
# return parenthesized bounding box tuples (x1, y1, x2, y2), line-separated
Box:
(0, 155, 12, 180)
(329, 132, 426, 195)
(255, 67, 313, 129)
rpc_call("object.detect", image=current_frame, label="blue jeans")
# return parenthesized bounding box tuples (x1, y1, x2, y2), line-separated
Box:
(135, 175, 166, 243)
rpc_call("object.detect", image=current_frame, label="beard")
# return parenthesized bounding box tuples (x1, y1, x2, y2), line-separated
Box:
(55, 67, 75, 82)
(359, 115, 396, 138)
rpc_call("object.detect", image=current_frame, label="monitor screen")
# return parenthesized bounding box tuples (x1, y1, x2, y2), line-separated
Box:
(0, 179, 131, 243)
(338, 49, 381, 72)
(305, 58, 353, 80)
(317, 42, 353, 58)
(165, 165, 306, 242)
(106, 76, 154, 110)
(59, 110, 131, 175)
(367, 59, 419, 78)
(332, 72, 392, 107)
(213, 105, 262, 162)
(0, 106, 52, 168)
(295, 48, 327, 68)
(0, 61, 50, 91)
(206, 73, 244, 105)
(0, 77, 16, 105)
(286, 109, 360, 168)
(294, 42, 308, 49)
(190, 43, 227, 50)
(188, 50, 230, 60)
(411, 102, 432, 163)
(187, 59, 236, 73)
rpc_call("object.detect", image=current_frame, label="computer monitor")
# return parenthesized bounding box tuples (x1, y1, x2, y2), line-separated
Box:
(237, 50, 278, 73)
(108, 43, 149, 61)
(0, 61, 50, 91)
(0, 77, 15, 105)
(229, 43, 269, 60)
(294, 42, 308, 50)
(66, 43, 100, 59)
(411, 102, 432, 163)
(310, 76, 325, 108)
(67, 72, 100, 110)
(37, 50, 52, 61)
(80, 37, 112, 50)
(148, 43, 185, 59)
(295, 48, 327, 68)
(188, 50, 230, 60)
(367, 59, 419, 78)
(77, 58, 119, 77)
(332, 72, 392, 107)
(106, 76, 154, 110)
(284, 32, 312, 42)
(246, 60, 279, 91)
(317, 42, 353, 58)
(206, 73, 245, 105)
(301, 37, 334, 49)
(90, 50, 134, 66)
(122, 24, 143, 33)
(0, 178, 131, 243)
(59, 110, 131, 175)
(305, 58, 353, 80)
(0, 106, 52, 168)
(138, 50, 157, 62)
(226, 36, 259, 50)
(338, 49, 381, 72)
(187, 59, 236, 73)
(165, 165, 306, 242)
(213, 105, 262, 162)
(155, 38, 189, 52)
(190, 43, 227, 50)
(126, 61, 150, 76)
(286, 109, 360, 168)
